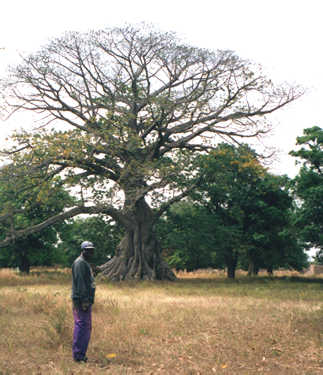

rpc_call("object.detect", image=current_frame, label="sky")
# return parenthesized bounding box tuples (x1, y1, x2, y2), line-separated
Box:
(0, 0, 322, 177)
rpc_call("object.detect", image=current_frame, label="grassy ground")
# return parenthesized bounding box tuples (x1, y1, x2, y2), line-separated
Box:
(0, 268, 322, 374)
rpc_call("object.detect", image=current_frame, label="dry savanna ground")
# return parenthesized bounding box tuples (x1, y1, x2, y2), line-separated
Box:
(0, 268, 322, 375)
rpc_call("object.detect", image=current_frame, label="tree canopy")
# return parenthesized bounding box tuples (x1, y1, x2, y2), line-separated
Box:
(191, 144, 306, 277)
(0, 25, 302, 280)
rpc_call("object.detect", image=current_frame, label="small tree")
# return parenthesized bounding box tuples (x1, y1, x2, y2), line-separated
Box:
(290, 126, 323, 257)
(241, 174, 309, 275)
(0, 25, 301, 280)
(0, 168, 72, 273)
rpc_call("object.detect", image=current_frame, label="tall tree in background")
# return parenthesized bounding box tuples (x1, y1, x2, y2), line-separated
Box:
(239, 174, 308, 275)
(0, 25, 301, 280)
(191, 144, 267, 278)
(290, 126, 323, 259)
(189, 144, 307, 277)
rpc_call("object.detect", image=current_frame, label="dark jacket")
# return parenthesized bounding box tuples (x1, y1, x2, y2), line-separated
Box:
(71, 254, 96, 307)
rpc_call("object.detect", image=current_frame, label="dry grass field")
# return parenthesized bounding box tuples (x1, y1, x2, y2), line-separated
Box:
(0, 268, 322, 374)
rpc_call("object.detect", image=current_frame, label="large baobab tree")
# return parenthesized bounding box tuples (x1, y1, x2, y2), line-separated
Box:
(0, 25, 302, 280)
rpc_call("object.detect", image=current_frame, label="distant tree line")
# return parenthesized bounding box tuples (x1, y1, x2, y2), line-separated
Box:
(0, 126, 322, 276)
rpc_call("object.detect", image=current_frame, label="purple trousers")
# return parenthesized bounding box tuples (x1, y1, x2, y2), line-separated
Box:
(72, 306, 92, 361)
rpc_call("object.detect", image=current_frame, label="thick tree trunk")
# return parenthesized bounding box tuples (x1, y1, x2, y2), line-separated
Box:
(98, 199, 176, 281)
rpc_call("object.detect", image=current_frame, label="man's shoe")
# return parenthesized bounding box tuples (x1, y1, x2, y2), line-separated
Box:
(74, 356, 88, 363)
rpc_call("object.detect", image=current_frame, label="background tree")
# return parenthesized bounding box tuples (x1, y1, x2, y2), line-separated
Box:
(290, 126, 323, 258)
(57, 216, 123, 267)
(0, 167, 72, 273)
(157, 202, 219, 271)
(0, 25, 301, 280)
(186, 144, 308, 277)
(237, 174, 308, 275)
(190, 144, 265, 278)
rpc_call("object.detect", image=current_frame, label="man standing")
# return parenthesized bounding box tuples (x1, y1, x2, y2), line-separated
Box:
(71, 241, 96, 362)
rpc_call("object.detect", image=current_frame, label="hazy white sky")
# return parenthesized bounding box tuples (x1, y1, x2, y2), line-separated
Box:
(1, 0, 322, 176)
